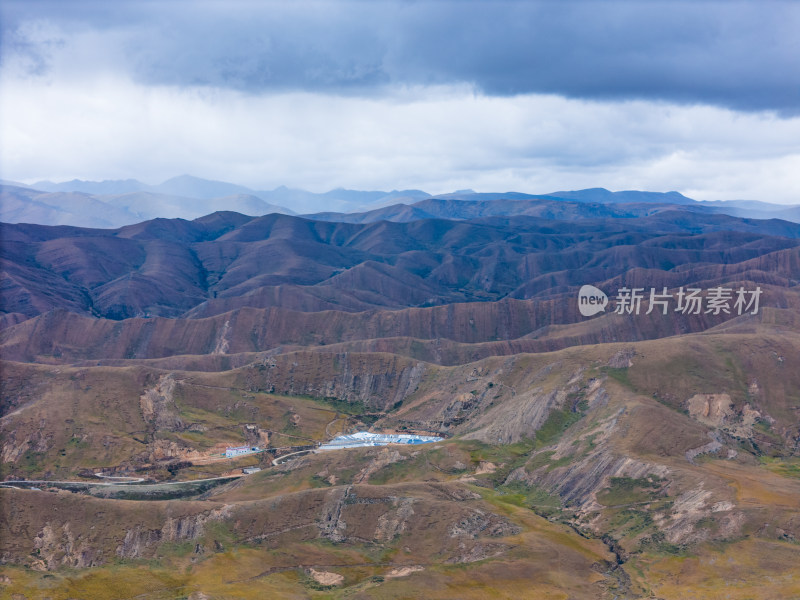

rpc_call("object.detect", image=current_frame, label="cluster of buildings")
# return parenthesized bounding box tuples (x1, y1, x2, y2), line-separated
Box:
(225, 445, 260, 458)
(318, 431, 443, 451)
(226, 430, 443, 461)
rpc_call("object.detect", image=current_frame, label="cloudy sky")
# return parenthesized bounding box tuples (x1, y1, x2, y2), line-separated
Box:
(1, 0, 799, 202)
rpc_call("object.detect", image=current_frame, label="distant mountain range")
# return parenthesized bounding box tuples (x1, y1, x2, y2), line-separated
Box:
(4, 176, 800, 596)
(0, 185, 294, 230)
(1, 175, 799, 228)
(1, 175, 432, 226)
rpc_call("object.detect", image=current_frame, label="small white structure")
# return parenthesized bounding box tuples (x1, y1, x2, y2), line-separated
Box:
(226, 445, 259, 458)
(242, 467, 262, 474)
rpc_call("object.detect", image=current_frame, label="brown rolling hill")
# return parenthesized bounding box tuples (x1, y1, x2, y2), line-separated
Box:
(2, 290, 798, 366)
(2, 210, 800, 320)
(3, 323, 800, 598)
(3, 205, 800, 598)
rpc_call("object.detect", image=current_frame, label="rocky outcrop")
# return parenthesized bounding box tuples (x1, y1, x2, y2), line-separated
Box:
(515, 447, 668, 510)
(608, 348, 636, 368)
(115, 526, 162, 559)
(139, 373, 183, 431)
(507, 405, 669, 511)
(448, 508, 521, 539)
(308, 568, 344, 586)
(116, 504, 233, 559)
(685, 431, 724, 464)
(212, 320, 231, 355)
(1, 425, 50, 463)
(686, 393, 734, 427)
(317, 486, 351, 543)
(685, 393, 773, 443)
(374, 497, 416, 541)
(33, 522, 98, 570)
(652, 486, 720, 544)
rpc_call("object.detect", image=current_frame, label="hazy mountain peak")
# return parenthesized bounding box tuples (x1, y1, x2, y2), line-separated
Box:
(154, 174, 253, 199)
(8, 178, 800, 227)
(31, 178, 149, 195)
(0, 179, 31, 187)
(547, 188, 696, 205)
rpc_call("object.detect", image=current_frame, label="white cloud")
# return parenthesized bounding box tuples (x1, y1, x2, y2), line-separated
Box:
(2, 2, 799, 205)
(2, 73, 800, 203)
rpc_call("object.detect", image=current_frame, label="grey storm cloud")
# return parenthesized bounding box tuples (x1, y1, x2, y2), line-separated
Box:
(2, 0, 799, 114)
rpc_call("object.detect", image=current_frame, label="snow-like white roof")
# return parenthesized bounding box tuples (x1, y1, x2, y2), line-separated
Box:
(318, 431, 442, 451)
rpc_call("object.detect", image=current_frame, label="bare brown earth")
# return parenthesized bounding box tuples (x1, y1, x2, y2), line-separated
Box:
(2, 292, 799, 367)
(2, 322, 800, 596)
(2, 208, 800, 598)
(2, 210, 799, 320)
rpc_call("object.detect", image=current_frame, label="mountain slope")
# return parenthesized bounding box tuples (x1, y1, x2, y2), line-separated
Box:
(3, 211, 799, 320)
(3, 324, 800, 598)
(3, 194, 800, 598)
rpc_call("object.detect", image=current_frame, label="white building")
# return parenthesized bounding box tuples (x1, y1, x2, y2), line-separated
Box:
(226, 445, 258, 458)
(318, 431, 442, 451)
